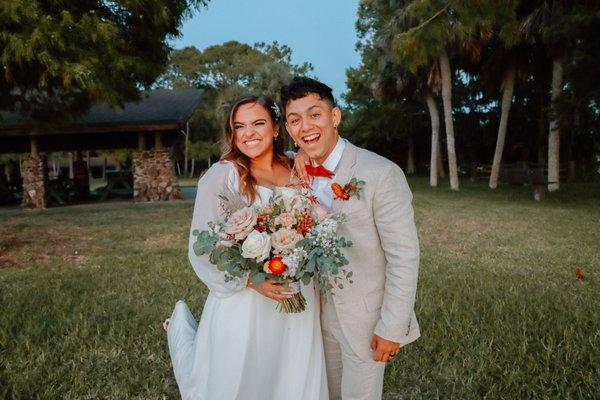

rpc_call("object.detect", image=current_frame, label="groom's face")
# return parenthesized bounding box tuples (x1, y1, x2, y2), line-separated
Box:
(285, 93, 341, 165)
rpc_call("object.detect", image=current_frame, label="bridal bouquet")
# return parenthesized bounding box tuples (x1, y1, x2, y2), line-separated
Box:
(192, 186, 353, 313)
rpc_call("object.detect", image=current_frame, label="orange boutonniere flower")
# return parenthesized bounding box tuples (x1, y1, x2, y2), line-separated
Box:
(331, 178, 365, 201)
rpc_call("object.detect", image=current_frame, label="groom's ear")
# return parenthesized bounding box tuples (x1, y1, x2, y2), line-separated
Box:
(332, 106, 342, 127)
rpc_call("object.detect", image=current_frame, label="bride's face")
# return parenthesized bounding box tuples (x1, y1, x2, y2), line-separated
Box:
(233, 102, 279, 160)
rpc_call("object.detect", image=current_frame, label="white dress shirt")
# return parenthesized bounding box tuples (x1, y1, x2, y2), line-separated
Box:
(312, 138, 346, 209)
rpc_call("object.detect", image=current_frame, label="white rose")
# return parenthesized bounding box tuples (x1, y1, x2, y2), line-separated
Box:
(241, 230, 271, 261)
(225, 207, 257, 241)
(271, 228, 303, 254)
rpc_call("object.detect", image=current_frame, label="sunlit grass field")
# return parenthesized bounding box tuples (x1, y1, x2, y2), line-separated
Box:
(1, 178, 599, 399)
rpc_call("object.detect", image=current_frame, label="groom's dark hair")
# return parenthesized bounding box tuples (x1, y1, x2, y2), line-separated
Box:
(280, 77, 336, 119)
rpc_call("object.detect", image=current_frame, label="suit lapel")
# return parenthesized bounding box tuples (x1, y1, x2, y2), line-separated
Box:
(331, 140, 358, 215)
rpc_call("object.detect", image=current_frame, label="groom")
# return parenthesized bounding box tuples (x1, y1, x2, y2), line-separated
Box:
(281, 77, 420, 400)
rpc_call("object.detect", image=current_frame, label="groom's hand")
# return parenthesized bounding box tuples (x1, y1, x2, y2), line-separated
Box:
(370, 334, 400, 362)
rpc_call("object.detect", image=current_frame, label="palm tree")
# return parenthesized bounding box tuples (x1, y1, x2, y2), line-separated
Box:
(372, 6, 444, 187)
(388, 1, 496, 190)
(482, 15, 528, 188)
(522, 0, 574, 191)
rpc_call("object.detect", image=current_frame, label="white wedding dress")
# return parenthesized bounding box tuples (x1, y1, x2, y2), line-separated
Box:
(166, 161, 328, 400)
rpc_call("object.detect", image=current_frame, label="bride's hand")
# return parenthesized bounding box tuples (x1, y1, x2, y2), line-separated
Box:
(247, 278, 294, 302)
(293, 149, 312, 186)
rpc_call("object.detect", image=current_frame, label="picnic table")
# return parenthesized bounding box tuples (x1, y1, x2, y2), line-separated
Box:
(48, 177, 76, 205)
(97, 170, 133, 201)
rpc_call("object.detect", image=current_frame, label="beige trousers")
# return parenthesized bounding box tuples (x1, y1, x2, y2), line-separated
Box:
(321, 295, 386, 400)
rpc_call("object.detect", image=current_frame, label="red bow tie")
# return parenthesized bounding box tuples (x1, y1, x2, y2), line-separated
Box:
(305, 164, 335, 179)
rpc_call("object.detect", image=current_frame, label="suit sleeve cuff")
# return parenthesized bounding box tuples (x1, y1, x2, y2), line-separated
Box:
(374, 320, 420, 346)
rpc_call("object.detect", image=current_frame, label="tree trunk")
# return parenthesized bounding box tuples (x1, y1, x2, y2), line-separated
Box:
(489, 64, 516, 189)
(425, 91, 440, 187)
(437, 141, 446, 178)
(189, 159, 195, 178)
(208, 156, 212, 168)
(176, 161, 181, 176)
(439, 49, 459, 190)
(102, 158, 107, 181)
(548, 58, 564, 192)
(406, 136, 416, 175)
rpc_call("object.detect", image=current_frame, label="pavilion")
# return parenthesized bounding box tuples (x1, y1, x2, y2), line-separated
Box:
(0, 88, 203, 208)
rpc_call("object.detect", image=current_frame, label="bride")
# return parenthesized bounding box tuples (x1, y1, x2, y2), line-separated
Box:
(165, 94, 328, 400)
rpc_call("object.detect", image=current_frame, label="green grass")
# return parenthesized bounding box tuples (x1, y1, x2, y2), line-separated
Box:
(1, 178, 599, 399)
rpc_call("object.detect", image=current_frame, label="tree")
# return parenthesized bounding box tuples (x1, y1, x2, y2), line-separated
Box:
(355, 0, 444, 186)
(522, 0, 577, 191)
(479, 1, 524, 189)
(0, 0, 208, 120)
(157, 41, 312, 171)
(388, 0, 496, 190)
(344, 0, 600, 190)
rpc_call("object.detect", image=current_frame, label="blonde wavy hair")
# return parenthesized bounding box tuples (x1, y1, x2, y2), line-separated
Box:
(220, 94, 290, 203)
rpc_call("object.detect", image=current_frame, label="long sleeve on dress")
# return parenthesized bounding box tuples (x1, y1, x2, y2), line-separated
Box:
(188, 161, 248, 298)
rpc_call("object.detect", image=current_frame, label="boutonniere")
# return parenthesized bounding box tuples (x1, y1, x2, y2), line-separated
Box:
(331, 178, 365, 201)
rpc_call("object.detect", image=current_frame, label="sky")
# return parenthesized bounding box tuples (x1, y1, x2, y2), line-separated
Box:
(173, 0, 362, 102)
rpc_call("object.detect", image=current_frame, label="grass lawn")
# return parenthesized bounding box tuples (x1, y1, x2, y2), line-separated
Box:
(1, 178, 599, 399)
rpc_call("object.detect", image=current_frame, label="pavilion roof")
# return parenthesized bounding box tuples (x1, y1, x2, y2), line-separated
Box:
(0, 89, 203, 153)
(0, 89, 203, 136)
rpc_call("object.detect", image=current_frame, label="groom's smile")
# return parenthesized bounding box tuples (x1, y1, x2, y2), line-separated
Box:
(302, 132, 320, 143)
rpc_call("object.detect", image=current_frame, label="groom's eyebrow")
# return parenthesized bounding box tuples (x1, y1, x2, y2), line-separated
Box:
(286, 104, 321, 118)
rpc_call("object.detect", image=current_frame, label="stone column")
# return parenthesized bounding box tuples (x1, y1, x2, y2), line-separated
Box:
(21, 154, 49, 208)
(132, 149, 182, 202)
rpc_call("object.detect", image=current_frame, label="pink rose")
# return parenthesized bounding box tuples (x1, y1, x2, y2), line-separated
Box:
(313, 203, 331, 221)
(275, 212, 296, 228)
(225, 207, 257, 241)
(271, 228, 303, 254)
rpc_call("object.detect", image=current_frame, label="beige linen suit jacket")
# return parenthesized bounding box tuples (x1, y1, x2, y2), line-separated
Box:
(326, 140, 420, 362)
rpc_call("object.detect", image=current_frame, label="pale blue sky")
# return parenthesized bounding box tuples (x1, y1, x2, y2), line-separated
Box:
(173, 0, 361, 102)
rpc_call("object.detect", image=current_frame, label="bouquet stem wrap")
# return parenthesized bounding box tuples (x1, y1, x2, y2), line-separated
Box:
(277, 281, 306, 313)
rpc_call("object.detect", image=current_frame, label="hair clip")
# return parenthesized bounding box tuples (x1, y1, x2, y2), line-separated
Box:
(270, 103, 281, 121)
